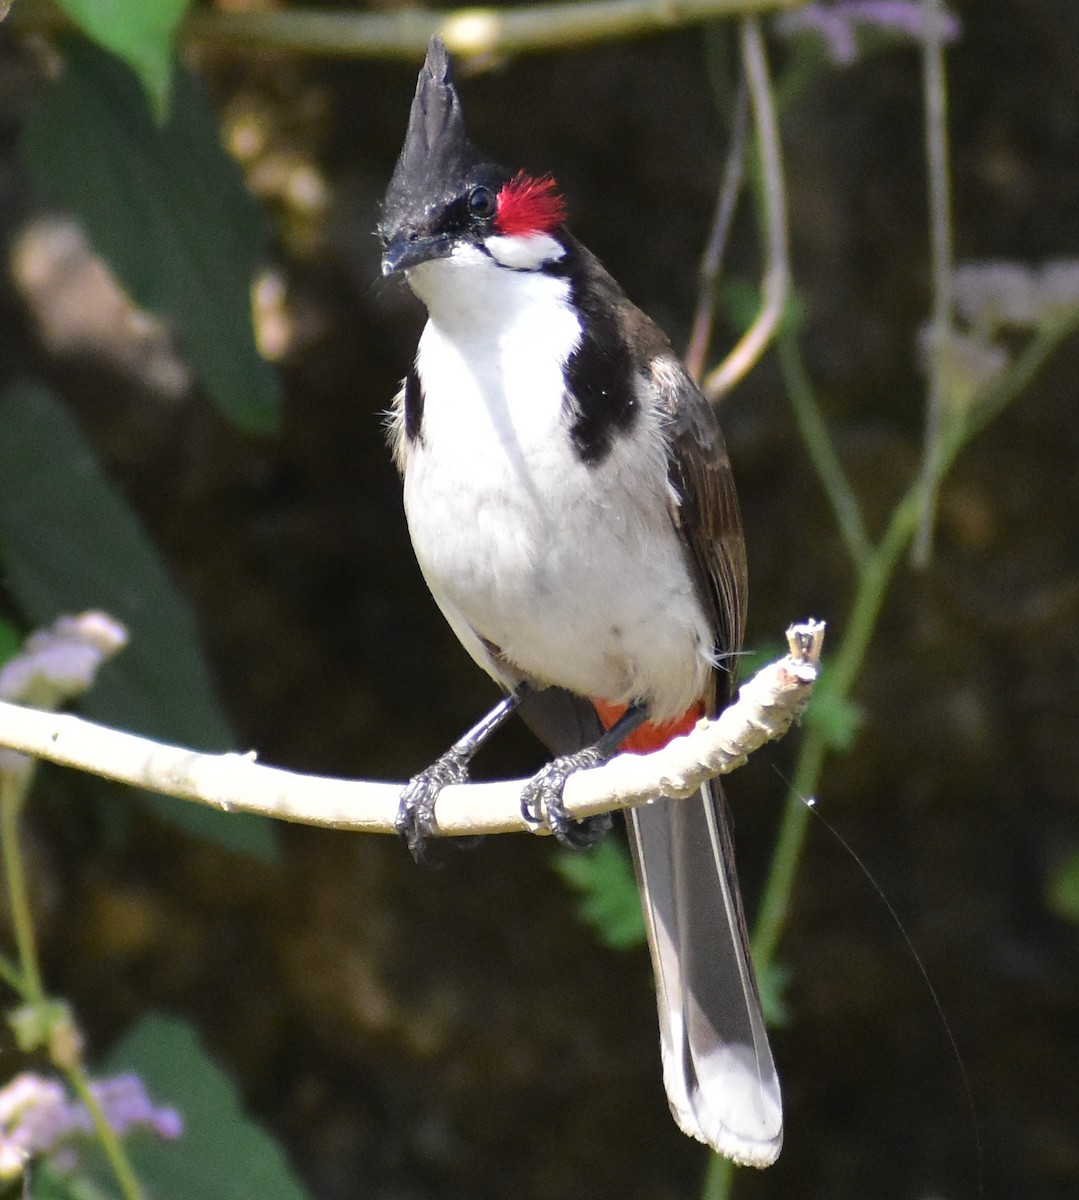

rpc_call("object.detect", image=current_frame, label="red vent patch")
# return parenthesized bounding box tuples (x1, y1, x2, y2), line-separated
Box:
(494, 172, 567, 237)
(591, 700, 705, 755)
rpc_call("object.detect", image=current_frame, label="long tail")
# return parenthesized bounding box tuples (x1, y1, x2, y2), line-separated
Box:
(627, 780, 782, 1166)
(518, 687, 782, 1164)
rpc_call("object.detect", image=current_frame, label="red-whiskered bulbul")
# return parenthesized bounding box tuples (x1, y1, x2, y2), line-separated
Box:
(378, 38, 782, 1166)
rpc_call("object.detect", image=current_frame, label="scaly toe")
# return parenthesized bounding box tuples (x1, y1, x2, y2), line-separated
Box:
(520, 748, 611, 848)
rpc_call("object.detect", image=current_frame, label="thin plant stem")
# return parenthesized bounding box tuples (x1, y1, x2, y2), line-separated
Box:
(777, 331, 872, 569)
(0, 769, 44, 1004)
(686, 76, 750, 383)
(0, 946, 25, 993)
(911, 0, 956, 565)
(65, 1064, 147, 1200)
(752, 305, 1079, 971)
(956, 303, 1079, 449)
(702, 17, 790, 401)
(1, 760, 146, 1200)
(754, 469, 938, 965)
(701, 1146, 736, 1200)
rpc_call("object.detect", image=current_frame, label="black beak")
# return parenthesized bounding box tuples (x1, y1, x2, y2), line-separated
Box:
(381, 231, 455, 276)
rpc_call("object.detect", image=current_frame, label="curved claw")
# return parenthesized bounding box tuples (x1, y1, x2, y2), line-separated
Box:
(397, 750, 470, 863)
(520, 748, 612, 848)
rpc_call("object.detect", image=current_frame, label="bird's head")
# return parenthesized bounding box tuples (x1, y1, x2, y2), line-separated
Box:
(379, 38, 569, 280)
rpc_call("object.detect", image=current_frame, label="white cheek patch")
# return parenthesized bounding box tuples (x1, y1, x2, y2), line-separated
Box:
(486, 233, 566, 271)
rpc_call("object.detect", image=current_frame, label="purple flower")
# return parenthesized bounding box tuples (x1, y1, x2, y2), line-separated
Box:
(0, 611, 127, 709)
(0, 1071, 181, 1180)
(776, 2, 962, 65)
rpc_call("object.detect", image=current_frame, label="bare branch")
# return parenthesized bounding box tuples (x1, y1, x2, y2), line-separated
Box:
(184, 0, 805, 59)
(9, 0, 822, 60)
(0, 622, 824, 838)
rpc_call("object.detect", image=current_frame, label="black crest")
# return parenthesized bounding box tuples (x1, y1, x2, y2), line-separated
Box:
(379, 38, 507, 246)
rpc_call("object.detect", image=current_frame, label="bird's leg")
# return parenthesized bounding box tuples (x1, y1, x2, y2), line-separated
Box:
(397, 684, 531, 862)
(520, 703, 648, 848)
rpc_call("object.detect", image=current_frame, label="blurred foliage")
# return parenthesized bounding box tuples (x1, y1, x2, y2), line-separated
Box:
(52, 0, 191, 118)
(21, 1013, 311, 1199)
(553, 838, 646, 950)
(88, 1014, 311, 1200)
(801, 667, 864, 754)
(0, 380, 277, 861)
(21, 38, 281, 435)
(1047, 850, 1079, 924)
(0, 4, 1077, 1200)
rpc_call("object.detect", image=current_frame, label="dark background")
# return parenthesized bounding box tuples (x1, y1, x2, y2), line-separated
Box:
(2, 2, 1078, 1198)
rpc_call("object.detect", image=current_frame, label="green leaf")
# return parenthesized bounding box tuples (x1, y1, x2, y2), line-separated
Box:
(804, 670, 864, 752)
(54, 0, 192, 118)
(0, 381, 277, 861)
(0, 615, 23, 665)
(754, 960, 791, 1029)
(720, 278, 804, 337)
(30, 1162, 115, 1200)
(93, 1014, 312, 1200)
(21, 39, 281, 435)
(1047, 848, 1079, 924)
(553, 839, 646, 950)
(735, 639, 787, 686)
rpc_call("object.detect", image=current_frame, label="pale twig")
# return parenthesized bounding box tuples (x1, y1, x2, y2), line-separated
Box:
(0, 622, 824, 839)
(702, 18, 790, 402)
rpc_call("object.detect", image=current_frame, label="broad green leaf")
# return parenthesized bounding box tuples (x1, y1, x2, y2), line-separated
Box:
(54, 0, 191, 118)
(0, 381, 277, 861)
(30, 1162, 114, 1200)
(22, 39, 281, 435)
(92, 1014, 311, 1200)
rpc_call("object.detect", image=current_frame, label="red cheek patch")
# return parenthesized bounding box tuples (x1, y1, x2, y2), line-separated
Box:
(494, 172, 567, 237)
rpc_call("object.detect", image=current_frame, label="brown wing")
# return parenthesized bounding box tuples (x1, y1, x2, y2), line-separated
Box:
(648, 349, 748, 713)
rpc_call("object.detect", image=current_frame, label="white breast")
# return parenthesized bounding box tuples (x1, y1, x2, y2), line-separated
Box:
(401, 246, 713, 722)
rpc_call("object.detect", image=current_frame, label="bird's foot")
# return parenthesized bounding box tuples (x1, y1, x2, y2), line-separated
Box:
(396, 750, 470, 864)
(520, 747, 612, 848)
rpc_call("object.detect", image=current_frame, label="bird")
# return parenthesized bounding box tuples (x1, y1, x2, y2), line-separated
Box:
(377, 36, 782, 1167)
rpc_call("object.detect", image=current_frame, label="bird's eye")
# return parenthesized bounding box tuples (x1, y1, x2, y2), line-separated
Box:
(468, 186, 496, 220)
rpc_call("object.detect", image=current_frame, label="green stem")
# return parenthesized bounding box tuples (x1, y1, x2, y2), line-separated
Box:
(911, 0, 956, 565)
(753, 304, 1079, 969)
(701, 1147, 736, 1200)
(1, 762, 145, 1200)
(753, 476, 930, 966)
(0, 768, 44, 1004)
(958, 304, 1079, 449)
(0, 947, 25, 993)
(65, 1063, 147, 1200)
(777, 331, 872, 570)
(751, 726, 826, 970)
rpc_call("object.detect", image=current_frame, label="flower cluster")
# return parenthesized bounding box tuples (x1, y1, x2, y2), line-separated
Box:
(0, 1072, 181, 1180)
(776, 2, 962, 65)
